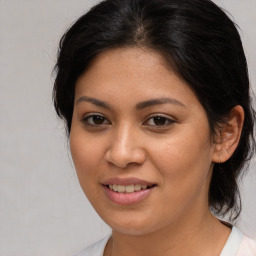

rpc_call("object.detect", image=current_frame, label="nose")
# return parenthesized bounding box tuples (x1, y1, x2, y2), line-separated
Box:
(104, 124, 146, 168)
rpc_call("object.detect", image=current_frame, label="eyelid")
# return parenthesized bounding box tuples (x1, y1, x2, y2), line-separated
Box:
(82, 112, 105, 119)
(143, 113, 175, 126)
(145, 113, 175, 120)
(81, 112, 111, 126)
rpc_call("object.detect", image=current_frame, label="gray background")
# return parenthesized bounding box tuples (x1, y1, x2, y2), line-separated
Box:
(0, 1, 255, 255)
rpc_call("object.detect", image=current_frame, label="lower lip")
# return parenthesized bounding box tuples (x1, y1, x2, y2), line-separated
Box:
(103, 186, 154, 205)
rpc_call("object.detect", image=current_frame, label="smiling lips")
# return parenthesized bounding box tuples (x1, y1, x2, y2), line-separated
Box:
(102, 178, 156, 205)
(109, 184, 150, 193)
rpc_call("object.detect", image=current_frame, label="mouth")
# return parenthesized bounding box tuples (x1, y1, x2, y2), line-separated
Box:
(102, 178, 156, 205)
(106, 184, 156, 193)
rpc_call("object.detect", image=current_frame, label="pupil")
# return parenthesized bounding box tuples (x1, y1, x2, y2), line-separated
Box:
(93, 116, 104, 124)
(154, 117, 166, 126)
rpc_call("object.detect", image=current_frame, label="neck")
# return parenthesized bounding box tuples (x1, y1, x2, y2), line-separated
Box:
(106, 211, 231, 256)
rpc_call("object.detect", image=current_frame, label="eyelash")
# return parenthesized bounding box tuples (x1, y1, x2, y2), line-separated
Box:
(143, 114, 175, 127)
(81, 114, 175, 128)
(81, 114, 111, 127)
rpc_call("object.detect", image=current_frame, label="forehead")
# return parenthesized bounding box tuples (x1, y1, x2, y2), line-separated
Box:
(84, 47, 170, 78)
(74, 47, 201, 111)
(76, 47, 182, 91)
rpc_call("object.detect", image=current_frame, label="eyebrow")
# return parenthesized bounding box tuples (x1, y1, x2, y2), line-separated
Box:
(136, 97, 186, 109)
(76, 96, 111, 109)
(76, 96, 185, 110)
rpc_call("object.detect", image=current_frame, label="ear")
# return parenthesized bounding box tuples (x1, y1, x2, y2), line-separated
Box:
(212, 105, 244, 163)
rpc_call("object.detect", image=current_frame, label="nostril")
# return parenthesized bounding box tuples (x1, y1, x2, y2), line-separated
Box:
(104, 142, 147, 168)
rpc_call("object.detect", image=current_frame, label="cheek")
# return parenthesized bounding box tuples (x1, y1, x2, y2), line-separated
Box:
(150, 127, 213, 190)
(70, 124, 104, 166)
(149, 139, 213, 221)
(154, 133, 211, 165)
(69, 129, 104, 191)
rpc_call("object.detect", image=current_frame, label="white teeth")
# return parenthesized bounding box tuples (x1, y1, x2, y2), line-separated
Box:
(108, 184, 150, 193)
(117, 185, 125, 193)
(141, 185, 147, 189)
(125, 185, 134, 193)
(134, 184, 142, 191)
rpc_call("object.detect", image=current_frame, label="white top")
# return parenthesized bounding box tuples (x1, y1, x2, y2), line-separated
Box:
(74, 227, 256, 256)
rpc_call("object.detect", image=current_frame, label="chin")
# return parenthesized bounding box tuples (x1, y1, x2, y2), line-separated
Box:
(104, 214, 168, 236)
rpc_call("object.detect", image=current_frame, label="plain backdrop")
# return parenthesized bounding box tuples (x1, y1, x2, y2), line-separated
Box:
(0, 1, 255, 255)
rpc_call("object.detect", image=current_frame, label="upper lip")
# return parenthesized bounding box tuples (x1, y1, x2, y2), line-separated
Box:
(101, 177, 156, 186)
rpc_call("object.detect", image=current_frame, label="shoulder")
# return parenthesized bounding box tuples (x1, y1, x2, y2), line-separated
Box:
(236, 235, 256, 256)
(73, 235, 110, 256)
(220, 226, 256, 256)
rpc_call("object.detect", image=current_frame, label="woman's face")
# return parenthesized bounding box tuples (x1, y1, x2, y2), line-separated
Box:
(70, 47, 217, 235)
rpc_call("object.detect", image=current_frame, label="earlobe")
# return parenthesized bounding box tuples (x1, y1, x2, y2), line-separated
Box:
(212, 105, 244, 163)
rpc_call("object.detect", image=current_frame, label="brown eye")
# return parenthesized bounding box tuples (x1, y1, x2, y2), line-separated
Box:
(144, 115, 174, 127)
(82, 114, 110, 126)
(153, 117, 168, 126)
(91, 115, 105, 125)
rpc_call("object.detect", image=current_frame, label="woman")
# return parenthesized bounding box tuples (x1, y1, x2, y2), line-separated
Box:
(53, 0, 256, 255)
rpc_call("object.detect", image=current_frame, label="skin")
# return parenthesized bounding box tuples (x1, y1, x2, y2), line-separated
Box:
(70, 47, 244, 256)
